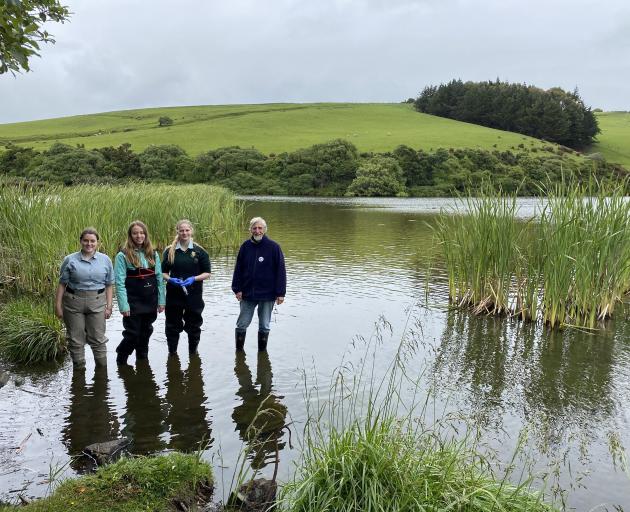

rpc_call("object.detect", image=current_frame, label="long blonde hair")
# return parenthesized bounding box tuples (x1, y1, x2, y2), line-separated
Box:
(167, 219, 192, 264)
(123, 220, 156, 268)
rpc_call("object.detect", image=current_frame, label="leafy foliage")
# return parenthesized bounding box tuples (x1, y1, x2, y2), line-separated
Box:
(0, 0, 70, 74)
(0, 138, 626, 196)
(158, 116, 173, 127)
(346, 156, 406, 197)
(414, 80, 600, 149)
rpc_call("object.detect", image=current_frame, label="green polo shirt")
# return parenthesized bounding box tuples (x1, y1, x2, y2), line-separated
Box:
(162, 243, 211, 281)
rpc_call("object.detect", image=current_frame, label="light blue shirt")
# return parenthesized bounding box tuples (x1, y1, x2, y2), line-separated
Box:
(175, 239, 194, 250)
(59, 251, 114, 290)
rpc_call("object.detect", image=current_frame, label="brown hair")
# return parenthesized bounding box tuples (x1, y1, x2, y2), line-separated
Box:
(79, 227, 100, 241)
(123, 220, 156, 268)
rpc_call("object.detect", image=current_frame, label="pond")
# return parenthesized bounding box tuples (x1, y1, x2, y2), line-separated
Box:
(1, 196, 629, 510)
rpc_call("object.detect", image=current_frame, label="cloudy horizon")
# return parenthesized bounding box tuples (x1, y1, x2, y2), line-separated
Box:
(1, 0, 628, 124)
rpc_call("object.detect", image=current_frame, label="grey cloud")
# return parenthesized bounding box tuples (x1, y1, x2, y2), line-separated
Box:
(0, 0, 628, 123)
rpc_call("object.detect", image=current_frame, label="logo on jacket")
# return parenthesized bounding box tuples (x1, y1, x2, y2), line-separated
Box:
(258, 256, 264, 262)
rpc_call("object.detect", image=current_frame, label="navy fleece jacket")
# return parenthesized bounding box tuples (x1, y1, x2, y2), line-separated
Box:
(231, 235, 286, 301)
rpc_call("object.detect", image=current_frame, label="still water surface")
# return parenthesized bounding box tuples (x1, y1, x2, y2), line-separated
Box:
(1, 196, 629, 510)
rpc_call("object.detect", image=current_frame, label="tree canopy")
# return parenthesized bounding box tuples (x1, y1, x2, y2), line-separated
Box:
(0, 0, 70, 74)
(414, 80, 600, 149)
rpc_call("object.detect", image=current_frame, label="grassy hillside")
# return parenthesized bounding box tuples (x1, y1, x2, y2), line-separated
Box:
(0, 103, 552, 155)
(589, 111, 630, 168)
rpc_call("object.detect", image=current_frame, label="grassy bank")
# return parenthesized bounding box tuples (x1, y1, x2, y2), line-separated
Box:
(589, 111, 630, 168)
(0, 452, 212, 512)
(0, 103, 552, 155)
(435, 182, 630, 328)
(0, 182, 244, 298)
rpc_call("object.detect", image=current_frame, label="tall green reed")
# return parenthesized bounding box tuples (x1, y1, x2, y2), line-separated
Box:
(0, 181, 244, 297)
(434, 190, 523, 316)
(435, 180, 630, 329)
(0, 298, 66, 363)
(279, 319, 558, 511)
(539, 180, 630, 328)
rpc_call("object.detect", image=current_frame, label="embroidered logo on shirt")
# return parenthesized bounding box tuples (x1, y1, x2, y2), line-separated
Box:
(258, 257, 264, 262)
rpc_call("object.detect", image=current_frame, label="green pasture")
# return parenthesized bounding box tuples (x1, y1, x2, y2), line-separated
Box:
(589, 111, 630, 168)
(0, 103, 551, 155)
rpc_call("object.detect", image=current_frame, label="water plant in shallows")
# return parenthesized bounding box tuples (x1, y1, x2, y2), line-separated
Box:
(278, 321, 558, 512)
(0, 298, 66, 364)
(434, 180, 630, 329)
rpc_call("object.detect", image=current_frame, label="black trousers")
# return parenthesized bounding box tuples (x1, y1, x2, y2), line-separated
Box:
(165, 298, 204, 346)
(116, 311, 158, 358)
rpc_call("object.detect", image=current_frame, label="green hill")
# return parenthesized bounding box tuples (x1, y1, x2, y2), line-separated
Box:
(0, 103, 552, 155)
(589, 112, 630, 168)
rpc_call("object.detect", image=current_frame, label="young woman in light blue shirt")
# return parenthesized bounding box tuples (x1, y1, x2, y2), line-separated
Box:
(55, 227, 114, 370)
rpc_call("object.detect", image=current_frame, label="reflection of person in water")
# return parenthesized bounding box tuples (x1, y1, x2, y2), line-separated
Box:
(118, 360, 167, 454)
(62, 366, 119, 470)
(232, 351, 287, 469)
(165, 354, 212, 451)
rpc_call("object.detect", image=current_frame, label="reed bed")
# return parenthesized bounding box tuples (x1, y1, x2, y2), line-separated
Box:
(0, 298, 65, 363)
(0, 181, 244, 297)
(436, 181, 630, 328)
(278, 325, 557, 512)
(434, 192, 524, 316)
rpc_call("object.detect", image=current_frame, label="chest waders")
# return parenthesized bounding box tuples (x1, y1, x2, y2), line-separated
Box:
(115, 266, 159, 364)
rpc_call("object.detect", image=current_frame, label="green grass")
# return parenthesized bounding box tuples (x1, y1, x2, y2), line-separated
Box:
(0, 452, 213, 512)
(435, 181, 630, 328)
(0, 298, 65, 364)
(589, 112, 630, 168)
(278, 324, 558, 512)
(0, 182, 244, 297)
(0, 103, 552, 156)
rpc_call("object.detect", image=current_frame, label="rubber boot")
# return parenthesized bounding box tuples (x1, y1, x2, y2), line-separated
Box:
(95, 356, 108, 367)
(116, 350, 129, 365)
(188, 339, 199, 355)
(257, 331, 269, 352)
(235, 330, 246, 352)
(167, 338, 179, 354)
(72, 360, 86, 371)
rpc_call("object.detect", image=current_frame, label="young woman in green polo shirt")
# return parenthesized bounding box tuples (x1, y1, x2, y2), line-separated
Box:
(114, 220, 166, 365)
(162, 219, 211, 355)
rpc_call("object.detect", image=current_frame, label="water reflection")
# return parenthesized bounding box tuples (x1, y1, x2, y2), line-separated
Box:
(434, 311, 617, 446)
(118, 361, 167, 453)
(232, 351, 287, 469)
(164, 354, 213, 451)
(62, 366, 119, 469)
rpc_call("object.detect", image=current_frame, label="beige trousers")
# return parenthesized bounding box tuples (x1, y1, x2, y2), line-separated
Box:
(62, 289, 108, 368)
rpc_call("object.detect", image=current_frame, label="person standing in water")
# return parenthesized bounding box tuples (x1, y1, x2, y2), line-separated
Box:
(114, 221, 165, 365)
(232, 217, 286, 352)
(162, 219, 211, 355)
(55, 227, 114, 370)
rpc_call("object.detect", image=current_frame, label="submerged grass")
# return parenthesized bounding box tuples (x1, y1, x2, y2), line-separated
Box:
(435, 180, 630, 328)
(278, 320, 557, 512)
(0, 452, 213, 512)
(0, 298, 65, 363)
(0, 181, 244, 297)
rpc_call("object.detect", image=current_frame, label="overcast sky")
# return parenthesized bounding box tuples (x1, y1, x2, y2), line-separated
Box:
(1, 0, 628, 123)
